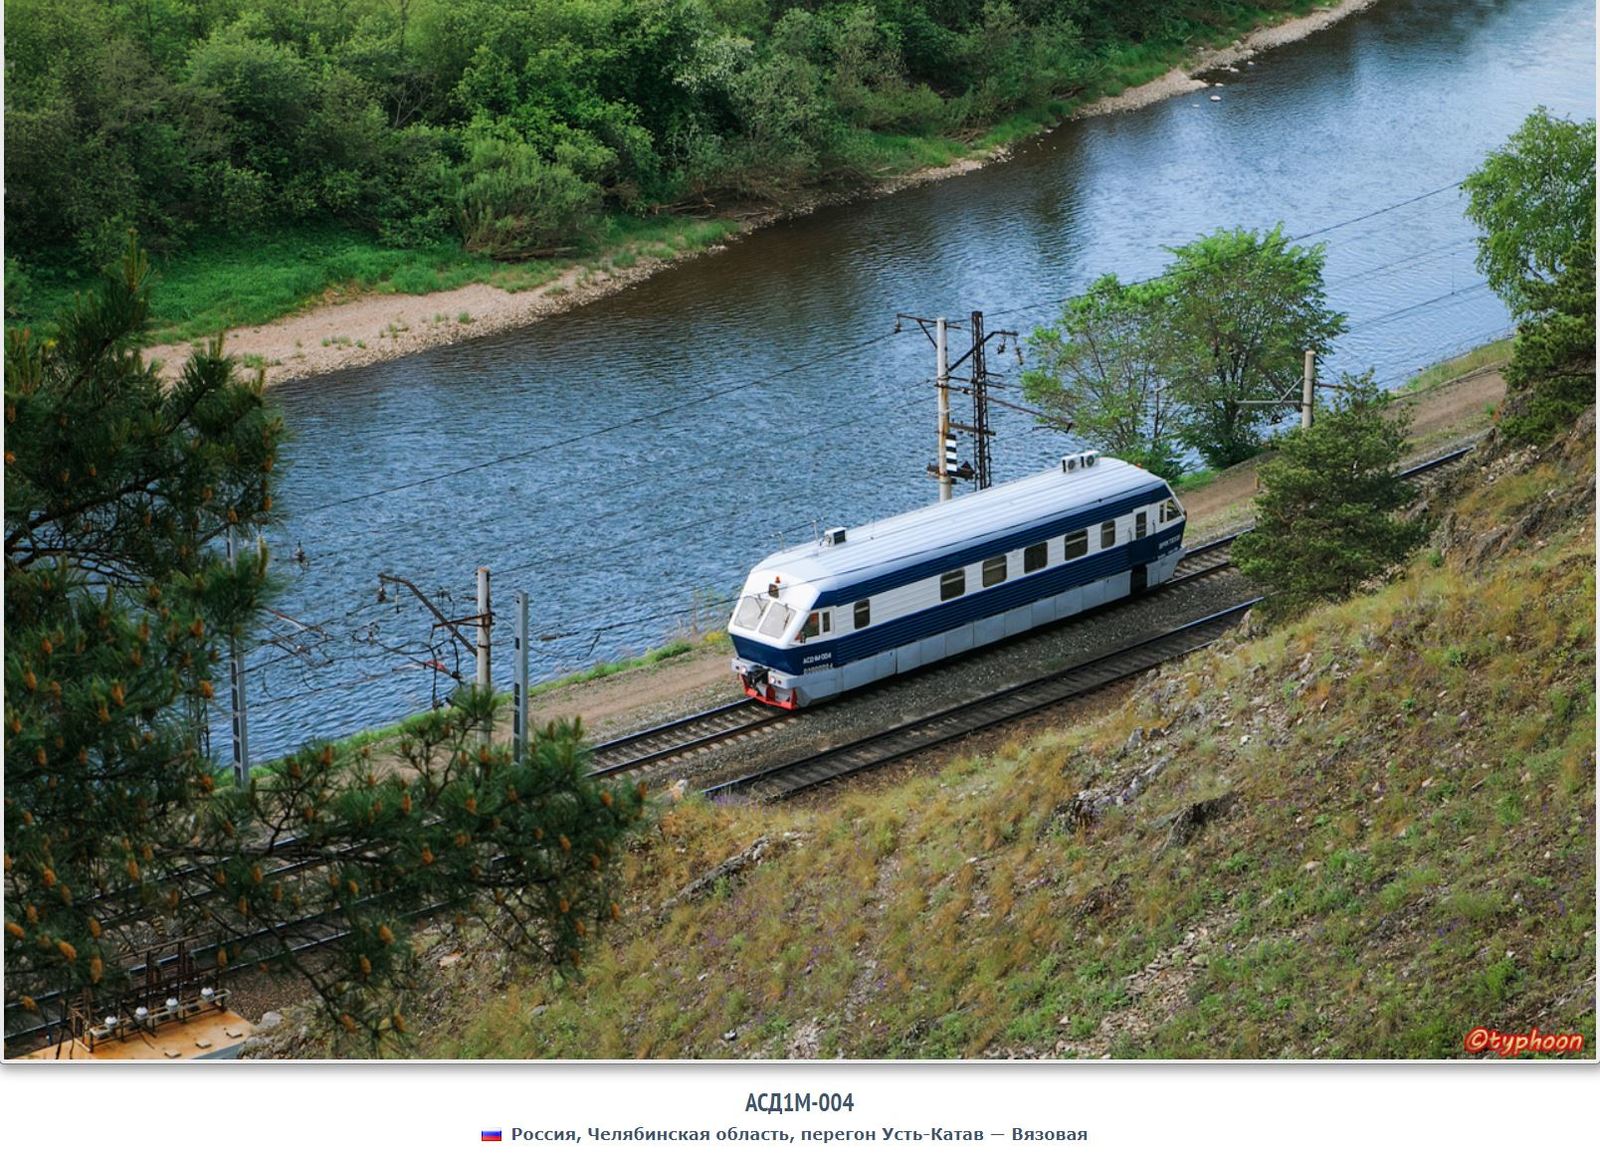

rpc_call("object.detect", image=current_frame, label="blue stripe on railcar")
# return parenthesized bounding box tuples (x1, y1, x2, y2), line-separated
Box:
(812, 484, 1170, 607)
(733, 523, 1184, 675)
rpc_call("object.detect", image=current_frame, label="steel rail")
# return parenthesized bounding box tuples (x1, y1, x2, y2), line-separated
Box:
(587, 699, 791, 778)
(701, 599, 1262, 803)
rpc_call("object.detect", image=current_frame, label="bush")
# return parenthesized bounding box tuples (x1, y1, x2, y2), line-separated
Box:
(458, 133, 601, 259)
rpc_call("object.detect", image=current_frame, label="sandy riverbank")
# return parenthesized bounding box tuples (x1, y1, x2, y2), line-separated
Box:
(142, 0, 1387, 387)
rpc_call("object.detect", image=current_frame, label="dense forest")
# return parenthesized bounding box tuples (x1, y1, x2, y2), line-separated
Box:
(6, 1, 1315, 287)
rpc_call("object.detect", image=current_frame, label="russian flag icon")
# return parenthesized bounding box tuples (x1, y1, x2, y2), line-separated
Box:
(481, 1131, 503, 1142)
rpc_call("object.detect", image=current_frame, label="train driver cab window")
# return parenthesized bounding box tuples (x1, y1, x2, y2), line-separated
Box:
(1163, 498, 1182, 523)
(940, 569, 966, 601)
(734, 596, 765, 630)
(982, 555, 1007, 588)
(1064, 529, 1088, 560)
(854, 599, 871, 629)
(1135, 511, 1148, 539)
(1024, 542, 1048, 573)
(757, 601, 794, 640)
(799, 610, 831, 641)
(1101, 520, 1117, 549)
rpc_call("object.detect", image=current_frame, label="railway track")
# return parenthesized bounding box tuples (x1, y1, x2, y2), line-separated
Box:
(587, 699, 792, 778)
(702, 599, 1260, 802)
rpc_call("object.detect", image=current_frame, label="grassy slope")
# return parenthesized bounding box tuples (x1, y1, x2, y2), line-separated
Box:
(11, 5, 1322, 341)
(427, 414, 1594, 1060)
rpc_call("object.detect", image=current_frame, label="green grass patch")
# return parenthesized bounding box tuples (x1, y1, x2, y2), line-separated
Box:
(1397, 338, 1514, 396)
(530, 633, 730, 698)
(12, 215, 744, 345)
(1174, 466, 1221, 492)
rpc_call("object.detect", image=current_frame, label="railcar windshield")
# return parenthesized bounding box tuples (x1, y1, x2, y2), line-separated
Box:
(757, 601, 795, 639)
(733, 595, 766, 630)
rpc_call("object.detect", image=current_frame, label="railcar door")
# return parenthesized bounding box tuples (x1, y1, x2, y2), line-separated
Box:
(1131, 564, 1148, 595)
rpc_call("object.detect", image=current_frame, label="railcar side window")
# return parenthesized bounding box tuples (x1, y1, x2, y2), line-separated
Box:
(982, 555, 1007, 587)
(854, 599, 871, 629)
(1064, 530, 1088, 560)
(797, 610, 833, 640)
(1135, 511, 1148, 539)
(940, 569, 966, 601)
(757, 601, 794, 639)
(1024, 542, 1047, 573)
(734, 596, 765, 630)
(1101, 520, 1116, 549)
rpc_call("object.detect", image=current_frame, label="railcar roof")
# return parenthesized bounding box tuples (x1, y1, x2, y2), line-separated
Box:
(752, 457, 1167, 590)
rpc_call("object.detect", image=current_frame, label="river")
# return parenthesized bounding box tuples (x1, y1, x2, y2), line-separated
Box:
(246, 0, 1595, 760)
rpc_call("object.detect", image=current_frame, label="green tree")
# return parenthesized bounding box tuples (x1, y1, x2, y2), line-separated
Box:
(1163, 225, 1346, 469)
(1231, 374, 1424, 617)
(1462, 108, 1596, 317)
(1022, 274, 1183, 477)
(1497, 219, 1596, 445)
(1463, 110, 1597, 446)
(4, 242, 645, 1044)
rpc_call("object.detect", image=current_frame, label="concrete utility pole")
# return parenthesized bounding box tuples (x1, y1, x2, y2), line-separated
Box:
(898, 310, 1020, 499)
(225, 529, 250, 786)
(476, 566, 493, 745)
(1302, 349, 1316, 430)
(936, 317, 953, 502)
(377, 568, 496, 727)
(512, 590, 529, 764)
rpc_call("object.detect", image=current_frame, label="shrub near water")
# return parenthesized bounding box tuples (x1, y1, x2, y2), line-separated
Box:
(426, 418, 1594, 1060)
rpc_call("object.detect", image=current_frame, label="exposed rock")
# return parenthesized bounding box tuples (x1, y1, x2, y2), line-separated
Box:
(1052, 755, 1176, 833)
(787, 1019, 822, 1060)
(1160, 792, 1238, 851)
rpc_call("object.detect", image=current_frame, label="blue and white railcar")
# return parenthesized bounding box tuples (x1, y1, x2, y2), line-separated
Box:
(728, 452, 1186, 708)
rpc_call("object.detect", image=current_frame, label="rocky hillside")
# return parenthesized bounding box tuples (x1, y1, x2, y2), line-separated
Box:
(263, 412, 1595, 1060)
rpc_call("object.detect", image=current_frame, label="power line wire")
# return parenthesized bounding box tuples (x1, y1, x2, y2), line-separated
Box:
(982, 175, 1474, 325)
(1345, 281, 1491, 332)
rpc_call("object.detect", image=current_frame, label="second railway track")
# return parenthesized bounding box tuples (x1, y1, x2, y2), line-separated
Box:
(703, 599, 1260, 802)
(587, 699, 793, 777)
